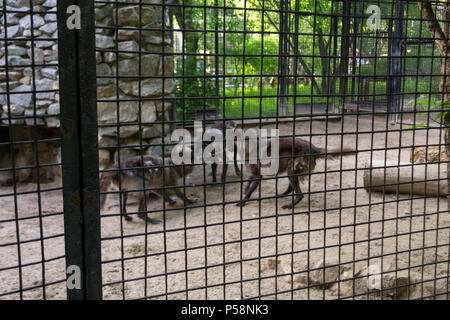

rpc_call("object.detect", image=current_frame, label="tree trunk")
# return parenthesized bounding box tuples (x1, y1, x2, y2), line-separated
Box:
(417, 1, 450, 210)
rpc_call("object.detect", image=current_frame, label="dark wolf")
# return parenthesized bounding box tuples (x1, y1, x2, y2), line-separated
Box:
(100, 154, 197, 224)
(238, 137, 356, 209)
(209, 120, 242, 183)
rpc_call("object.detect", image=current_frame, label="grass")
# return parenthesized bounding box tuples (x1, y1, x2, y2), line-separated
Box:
(175, 78, 440, 119)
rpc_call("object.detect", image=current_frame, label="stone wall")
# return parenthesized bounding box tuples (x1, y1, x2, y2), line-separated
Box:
(0, 0, 173, 184)
(95, 1, 174, 168)
(0, 0, 59, 128)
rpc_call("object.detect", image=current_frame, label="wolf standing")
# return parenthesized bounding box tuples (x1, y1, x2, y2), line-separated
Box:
(100, 154, 197, 224)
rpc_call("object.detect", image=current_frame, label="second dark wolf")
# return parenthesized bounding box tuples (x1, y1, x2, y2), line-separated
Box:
(100, 154, 198, 224)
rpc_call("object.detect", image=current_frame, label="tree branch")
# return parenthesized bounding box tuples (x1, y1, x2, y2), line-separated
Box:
(418, 1, 448, 56)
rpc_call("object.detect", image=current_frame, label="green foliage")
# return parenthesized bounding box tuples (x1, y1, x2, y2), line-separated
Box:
(172, 0, 444, 120)
(406, 99, 450, 130)
(175, 58, 217, 120)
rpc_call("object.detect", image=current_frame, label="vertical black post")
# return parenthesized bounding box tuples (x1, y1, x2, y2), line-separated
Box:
(350, 1, 359, 101)
(168, 7, 177, 132)
(58, 0, 102, 300)
(339, 0, 351, 111)
(388, 0, 404, 123)
(330, 2, 339, 111)
(215, 0, 220, 116)
(279, 0, 289, 115)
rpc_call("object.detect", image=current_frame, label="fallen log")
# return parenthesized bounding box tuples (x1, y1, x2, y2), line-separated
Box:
(363, 160, 448, 197)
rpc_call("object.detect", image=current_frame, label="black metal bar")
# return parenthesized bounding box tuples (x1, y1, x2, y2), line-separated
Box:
(279, 0, 289, 115)
(168, 7, 177, 132)
(388, 0, 405, 123)
(339, 0, 351, 110)
(58, 0, 102, 300)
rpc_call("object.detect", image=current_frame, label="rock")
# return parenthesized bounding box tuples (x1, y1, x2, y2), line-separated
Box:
(35, 40, 54, 48)
(19, 14, 45, 29)
(42, 0, 56, 7)
(142, 124, 165, 139)
(39, 22, 57, 35)
(98, 125, 139, 139)
(97, 84, 117, 98)
(118, 54, 160, 76)
(96, 52, 103, 64)
(6, 0, 31, 8)
(119, 78, 173, 97)
(36, 91, 55, 100)
(2, 104, 24, 116)
(143, 32, 171, 45)
(7, 55, 30, 66)
(96, 34, 115, 49)
(96, 63, 113, 85)
(160, 56, 174, 76)
(120, 137, 147, 151)
(113, 148, 137, 163)
(117, 5, 158, 26)
(35, 78, 54, 91)
(103, 52, 116, 63)
(1, 25, 22, 38)
(380, 271, 418, 299)
(308, 258, 351, 289)
(36, 100, 53, 108)
(44, 13, 57, 22)
(141, 101, 157, 123)
(0, 80, 21, 90)
(118, 41, 139, 59)
(22, 29, 43, 39)
(98, 135, 117, 148)
(47, 103, 59, 115)
(147, 137, 174, 157)
(19, 76, 31, 85)
(24, 108, 45, 126)
(410, 146, 448, 164)
(10, 85, 33, 108)
(95, 5, 113, 21)
(96, 17, 114, 35)
(348, 265, 422, 300)
(118, 29, 140, 42)
(28, 47, 44, 64)
(0, 71, 22, 81)
(97, 99, 138, 124)
(6, 45, 28, 56)
(40, 68, 58, 80)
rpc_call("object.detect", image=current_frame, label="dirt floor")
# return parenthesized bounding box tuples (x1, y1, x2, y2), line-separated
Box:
(0, 114, 449, 300)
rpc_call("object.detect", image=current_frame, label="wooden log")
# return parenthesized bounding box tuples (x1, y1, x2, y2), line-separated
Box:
(364, 160, 448, 197)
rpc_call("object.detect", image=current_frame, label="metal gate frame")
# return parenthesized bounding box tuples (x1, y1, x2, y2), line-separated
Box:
(57, 0, 102, 300)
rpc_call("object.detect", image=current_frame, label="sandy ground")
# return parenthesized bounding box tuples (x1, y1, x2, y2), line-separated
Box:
(0, 114, 449, 300)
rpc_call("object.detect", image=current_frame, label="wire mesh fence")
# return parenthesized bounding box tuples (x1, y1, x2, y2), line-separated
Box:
(0, 0, 449, 300)
(0, 0, 66, 299)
